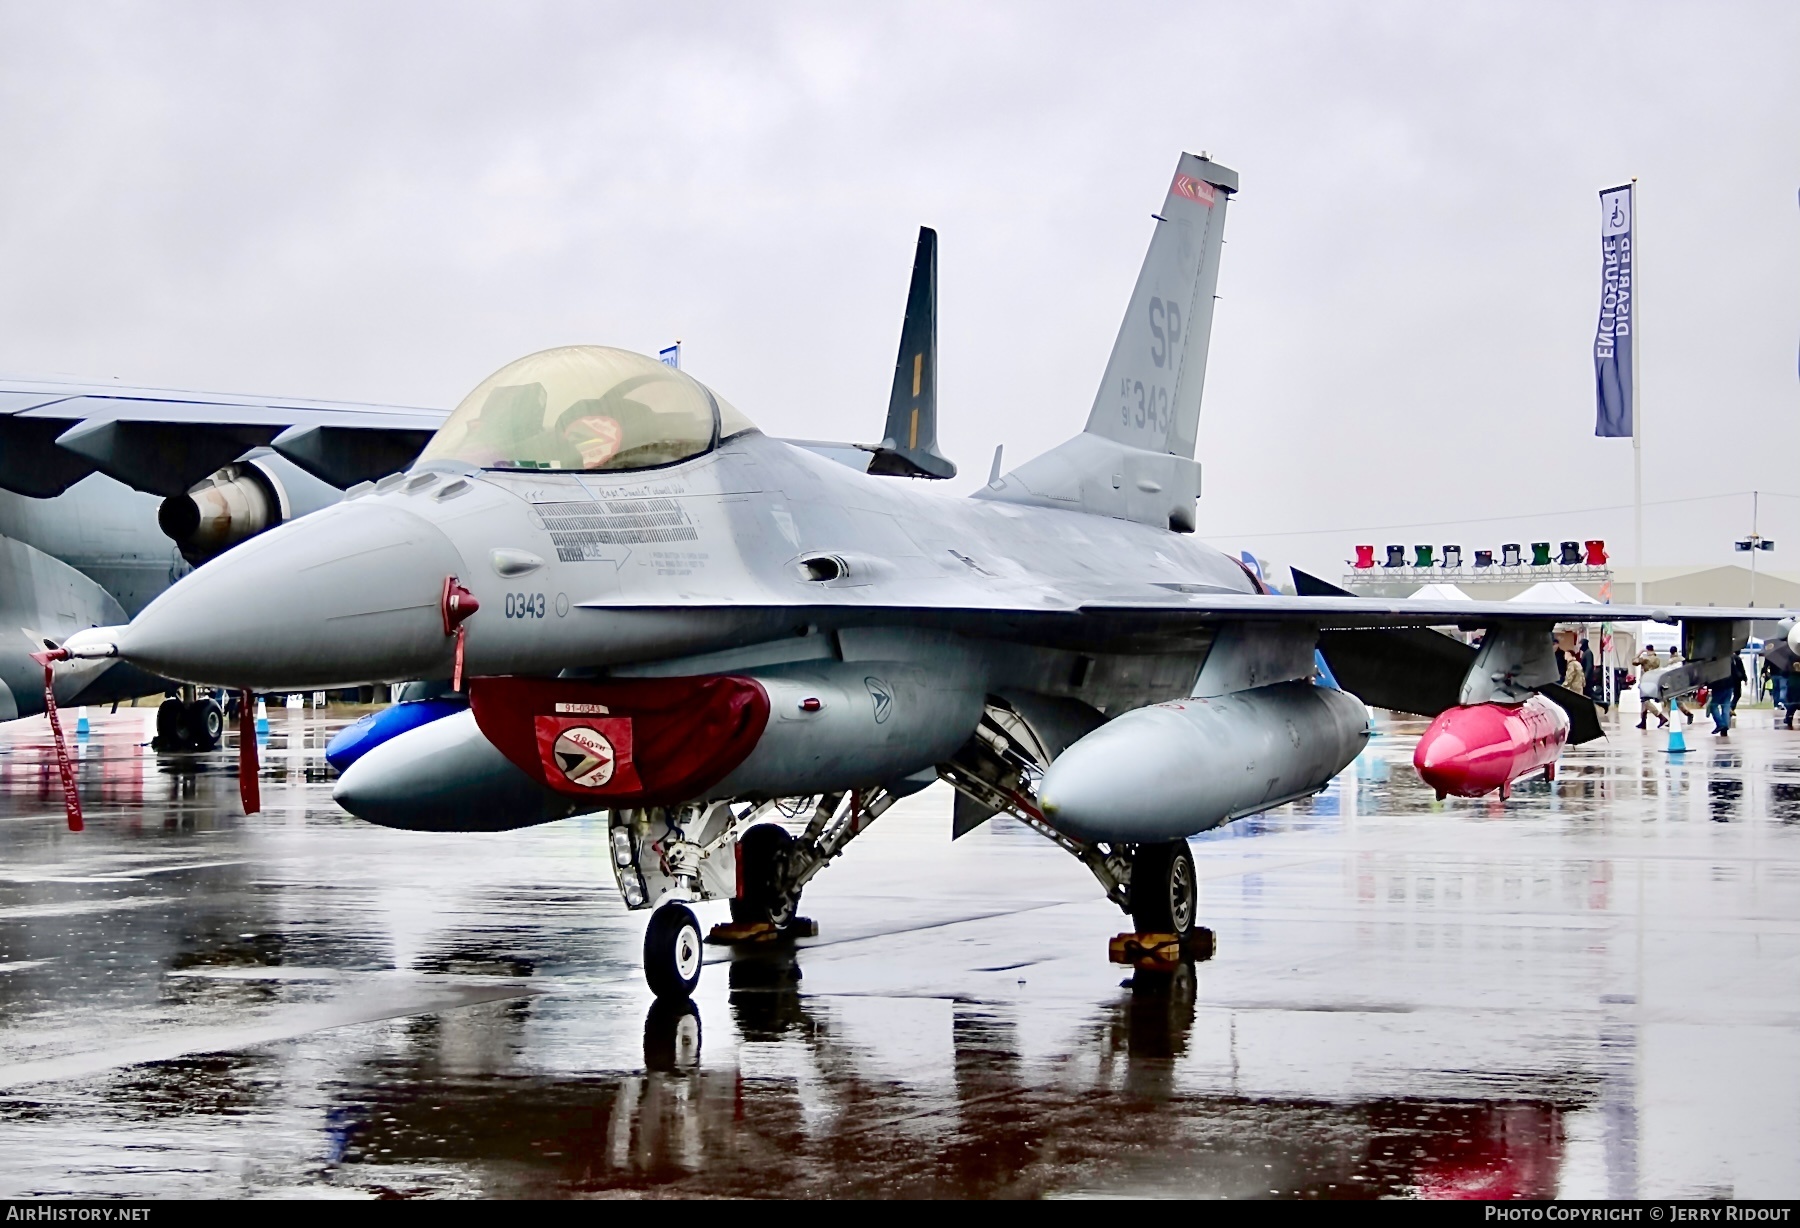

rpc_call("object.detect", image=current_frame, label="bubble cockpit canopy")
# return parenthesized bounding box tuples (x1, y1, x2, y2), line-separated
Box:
(416, 345, 755, 474)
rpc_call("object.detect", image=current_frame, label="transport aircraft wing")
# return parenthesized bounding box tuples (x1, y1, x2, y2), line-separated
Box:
(0, 377, 445, 498)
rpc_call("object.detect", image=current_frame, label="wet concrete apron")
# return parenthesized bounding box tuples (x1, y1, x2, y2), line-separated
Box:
(0, 705, 1794, 1198)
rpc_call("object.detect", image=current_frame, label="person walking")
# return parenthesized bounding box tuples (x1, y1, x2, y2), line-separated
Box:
(1563, 651, 1585, 693)
(1783, 660, 1800, 729)
(1634, 644, 1667, 730)
(1709, 654, 1746, 736)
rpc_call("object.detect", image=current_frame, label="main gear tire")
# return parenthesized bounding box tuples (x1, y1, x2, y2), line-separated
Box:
(180, 698, 224, 751)
(644, 902, 704, 999)
(730, 823, 799, 927)
(155, 698, 184, 748)
(1130, 840, 1197, 940)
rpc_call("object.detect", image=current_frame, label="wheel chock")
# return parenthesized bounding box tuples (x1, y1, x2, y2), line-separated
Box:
(1109, 928, 1216, 968)
(705, 916, 821, 946)
(706, 921, 780, 946)
(1109, 932, 1181, 967)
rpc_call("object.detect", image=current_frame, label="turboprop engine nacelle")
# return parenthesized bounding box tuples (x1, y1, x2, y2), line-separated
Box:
(333, 661, 986, 832)
(1037, 680, 1370, 843)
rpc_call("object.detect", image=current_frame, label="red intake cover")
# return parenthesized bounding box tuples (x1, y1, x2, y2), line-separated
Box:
(469, 675, 771, 807)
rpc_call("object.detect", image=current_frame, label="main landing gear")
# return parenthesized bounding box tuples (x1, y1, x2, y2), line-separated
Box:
(153, 692, 224, 751)
(613, 789, 897, 1000)
(939, 703, 1216, 976)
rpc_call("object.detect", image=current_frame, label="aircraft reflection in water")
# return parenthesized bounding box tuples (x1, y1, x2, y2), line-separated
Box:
(307, 954, 1569, 1199)
(60, 152, 1785, 997)
(8, 713, 1792, 1198)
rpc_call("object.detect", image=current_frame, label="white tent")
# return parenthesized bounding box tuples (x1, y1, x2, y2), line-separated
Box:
(1408, 582, 1473, 601)
(1509, 580, 1600, 605)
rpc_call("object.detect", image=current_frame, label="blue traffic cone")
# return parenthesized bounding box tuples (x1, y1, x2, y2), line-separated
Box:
(75, 706, 89, 737)
(254, 697, 269, 737)
(1665, 726, 1688, 754)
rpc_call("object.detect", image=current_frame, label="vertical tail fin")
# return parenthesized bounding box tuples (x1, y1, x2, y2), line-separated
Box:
(868, 227, 956, 479)
(1084, 154, 1237, 460)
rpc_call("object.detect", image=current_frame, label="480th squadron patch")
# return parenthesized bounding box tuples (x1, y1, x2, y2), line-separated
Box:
(552, 725, 619, 788)
(530, 713, 642, 795)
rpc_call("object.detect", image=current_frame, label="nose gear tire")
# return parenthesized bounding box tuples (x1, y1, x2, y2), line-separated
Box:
(644, 902, 704, 999)
(1130, 840, 1197, 940)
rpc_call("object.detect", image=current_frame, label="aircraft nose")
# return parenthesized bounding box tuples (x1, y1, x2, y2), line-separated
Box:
(115, 500, 464, 689)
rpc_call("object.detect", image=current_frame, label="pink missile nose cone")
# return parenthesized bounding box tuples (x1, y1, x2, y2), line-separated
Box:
(1414, 727, 1469, 772)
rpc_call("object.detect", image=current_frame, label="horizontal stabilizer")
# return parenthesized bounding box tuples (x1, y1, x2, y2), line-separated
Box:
(1295, 568, 1476, 717)
(1534, 683, 1605, 745)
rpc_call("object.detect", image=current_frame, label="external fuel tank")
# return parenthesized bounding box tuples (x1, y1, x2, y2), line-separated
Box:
(1038, 681, 1370, 842)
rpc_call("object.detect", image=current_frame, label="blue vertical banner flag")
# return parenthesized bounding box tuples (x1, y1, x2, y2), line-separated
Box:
(1593, 185, 1634, 437)
(658, 342, 681, 370)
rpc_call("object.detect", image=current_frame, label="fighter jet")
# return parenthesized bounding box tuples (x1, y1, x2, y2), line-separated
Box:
(59, 152, 1779, 999)
(0, 375, 444, 743)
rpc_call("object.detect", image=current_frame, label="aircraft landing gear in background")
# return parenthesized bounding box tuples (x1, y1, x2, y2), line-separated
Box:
(154, 695, 223, 752)
(644, 901, 704, 999)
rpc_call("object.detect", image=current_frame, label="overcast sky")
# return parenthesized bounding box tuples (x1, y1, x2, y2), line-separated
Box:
(0, 2, 1795, 579)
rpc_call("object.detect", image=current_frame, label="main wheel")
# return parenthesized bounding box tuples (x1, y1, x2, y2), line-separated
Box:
(155, 698, 184, 748)
(1130, 840, 1197, 939)
(180, 698, 224, 750)
(644, 902, 704, 999)
(730, 823, 799, 927)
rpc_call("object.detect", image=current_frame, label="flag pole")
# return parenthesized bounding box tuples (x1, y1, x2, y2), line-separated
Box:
(1632, 178, 1643, 606)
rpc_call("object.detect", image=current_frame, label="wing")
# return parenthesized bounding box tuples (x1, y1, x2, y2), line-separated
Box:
(0, 377, 445, 497)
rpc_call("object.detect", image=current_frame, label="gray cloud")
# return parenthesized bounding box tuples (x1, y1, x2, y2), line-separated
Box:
(0, 1, 1794, 578)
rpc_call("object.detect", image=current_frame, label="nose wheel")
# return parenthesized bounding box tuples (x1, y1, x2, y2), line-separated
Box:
(644, 902, 704, 999)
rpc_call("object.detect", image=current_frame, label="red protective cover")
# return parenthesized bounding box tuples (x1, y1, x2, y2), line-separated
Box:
(469, 674, 770, 806)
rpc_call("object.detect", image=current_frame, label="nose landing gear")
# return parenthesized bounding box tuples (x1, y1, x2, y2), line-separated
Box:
(644, 902, 704, 999)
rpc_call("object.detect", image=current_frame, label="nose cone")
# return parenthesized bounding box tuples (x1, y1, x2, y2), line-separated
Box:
(117, 500, 463, 689)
